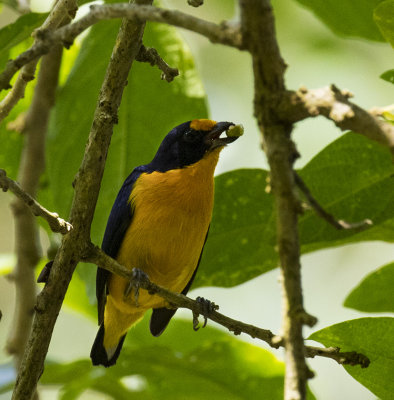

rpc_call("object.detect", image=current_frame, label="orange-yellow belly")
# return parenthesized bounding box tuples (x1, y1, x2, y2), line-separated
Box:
(107, 148, 220, 316)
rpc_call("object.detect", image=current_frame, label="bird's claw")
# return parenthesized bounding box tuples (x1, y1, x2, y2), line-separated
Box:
(123, 268, 149, 306)
(192, 296, 218, 331)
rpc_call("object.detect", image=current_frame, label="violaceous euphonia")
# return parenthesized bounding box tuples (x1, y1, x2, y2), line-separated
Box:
(90, 119, 241, 367)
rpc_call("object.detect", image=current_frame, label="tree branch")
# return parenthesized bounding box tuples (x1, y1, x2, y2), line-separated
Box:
(136, 44, 179, 82)
(294, 172, 373, 231)
(81, 243, 370, 369)
(0, 169, 72, 235)
(4, 39, 64, 400)
(279, 85, 394, 154)
(240, 1, 314, 399)
(11, 1, 153, 399)
(0, 3, 242, 92)
(0, 0, 77, 122)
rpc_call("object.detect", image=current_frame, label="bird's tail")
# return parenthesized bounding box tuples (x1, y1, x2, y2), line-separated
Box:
(90, 324, 126, 367)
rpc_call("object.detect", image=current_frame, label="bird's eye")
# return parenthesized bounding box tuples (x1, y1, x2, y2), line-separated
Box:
(184, 130, 200, 143)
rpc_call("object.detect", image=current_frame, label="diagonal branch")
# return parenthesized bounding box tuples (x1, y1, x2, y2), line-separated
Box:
(0, 3, 242, 92)
(11, 1, 153, 398)
(82, 243, 370, 369)
(294, 172, 373, 231)
(0, 169, 72, 234)
(279, 85, 394, 154)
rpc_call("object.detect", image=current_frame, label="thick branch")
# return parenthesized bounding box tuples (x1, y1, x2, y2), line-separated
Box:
(279, 86, 394, 154)
(11, 1, 152, 399)
(0, 169, 72, 234)
(240, 1, 313, 399)
(5, 40, 63, 400)
(82, 244, 370, 368)
(0, 3, 242, 92)
(0, 0, 77, 122)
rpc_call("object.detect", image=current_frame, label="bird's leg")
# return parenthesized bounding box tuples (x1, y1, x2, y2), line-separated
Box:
(37, 260, 53, 284)
(193, 296, 219, 331)
(123, 267, 149, 306)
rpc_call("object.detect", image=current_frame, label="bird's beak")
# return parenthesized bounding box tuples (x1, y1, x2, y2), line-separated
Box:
(204, 121, 242, 149)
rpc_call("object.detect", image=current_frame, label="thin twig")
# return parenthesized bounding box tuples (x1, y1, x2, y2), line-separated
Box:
(279, 86, 394, 154)
(294, 172, 373, 231)
(0, 3, 242, 92)
(136, 44, 179, 82)
(0, 169, 72, 234)
(82, 244, 370, 368)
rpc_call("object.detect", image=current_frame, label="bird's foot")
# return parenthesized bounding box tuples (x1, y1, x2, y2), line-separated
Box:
(123, 268, 149, 306)
(37, 260, 53, 284)
(193, 296, 219, 331)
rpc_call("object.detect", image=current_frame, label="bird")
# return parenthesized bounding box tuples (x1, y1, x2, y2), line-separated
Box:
(90, 119, 241, 367)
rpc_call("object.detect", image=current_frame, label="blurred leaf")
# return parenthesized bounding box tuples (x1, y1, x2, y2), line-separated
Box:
(63, 264, 97, 320)
(374, 0, 394, 46)
(45, 21, 207, 289)
(293, 0, 385, 41)
(0, 12, 47, 54)
(380, 69, 394, 84)
(344, 262, 394, 312)
(309, 318, 394, 400)
(42, 318, 316, 399)
(0, 0, 18, 10)
(195, 132, 394, 287)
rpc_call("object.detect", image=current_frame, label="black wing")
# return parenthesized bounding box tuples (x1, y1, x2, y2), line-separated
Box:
(96, 168, 144, 325)
(149, 227, 210, 336)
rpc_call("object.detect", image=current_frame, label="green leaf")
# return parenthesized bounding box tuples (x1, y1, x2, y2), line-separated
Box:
(293, 0, 385, 41)
(195, 132, 394, 288)
(374, 0, 394, 46)
(380, 69, 394, 84)
(344, 262, 394, 312)
(63, 265, 97, 320)
(45, 21, 207, 289)
(41, 318, 316, 399)
(309, 318, 394, 400)
(0, 12, 47, 54)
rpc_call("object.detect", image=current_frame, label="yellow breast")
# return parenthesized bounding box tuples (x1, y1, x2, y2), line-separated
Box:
(112, 148, 222, 309)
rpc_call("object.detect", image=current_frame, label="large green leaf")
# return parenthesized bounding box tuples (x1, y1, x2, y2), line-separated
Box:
(293, 0, 385, 41)
(374, 0, 394, 46)
(195, 132, 394, 287)
(309, 318, 394, 400)
(45, 20, 208, 290)
(41, 318, 315, 400)
(344, 262, 394, 313)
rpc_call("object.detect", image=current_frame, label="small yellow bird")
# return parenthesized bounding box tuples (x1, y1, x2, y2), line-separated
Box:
(90, 119, 241, 366)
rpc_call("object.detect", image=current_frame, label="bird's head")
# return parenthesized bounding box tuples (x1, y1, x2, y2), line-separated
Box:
(149, 119, 242, 172)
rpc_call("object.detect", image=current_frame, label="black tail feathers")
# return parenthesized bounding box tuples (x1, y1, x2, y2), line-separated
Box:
(90, 324, 126, 367)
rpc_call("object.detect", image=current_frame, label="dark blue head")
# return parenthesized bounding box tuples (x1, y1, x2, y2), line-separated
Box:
(148, 119, 238, 172)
